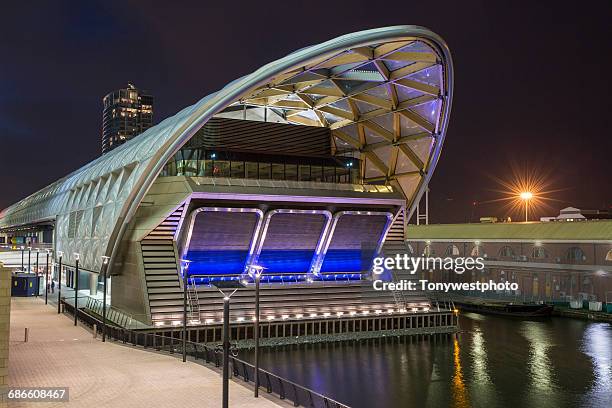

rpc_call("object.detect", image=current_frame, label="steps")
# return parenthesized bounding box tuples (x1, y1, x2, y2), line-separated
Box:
(140, 205, 185, 323)
(141, 205, 430, 326)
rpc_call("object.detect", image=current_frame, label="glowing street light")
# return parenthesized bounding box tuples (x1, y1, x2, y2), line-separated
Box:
(247, 264, 265, 398)
(520, 191, 533, 222)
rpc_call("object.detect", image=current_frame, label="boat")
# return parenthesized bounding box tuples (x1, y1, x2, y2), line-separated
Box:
(454, 301, 553, 318)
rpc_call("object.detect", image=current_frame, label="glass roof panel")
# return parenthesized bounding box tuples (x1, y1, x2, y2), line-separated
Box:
(395, 150, 419, 173)
(371, 112, 394, 131)
(408, 65, 441, 87)
(396, 85, 422, 102)
(365, 158, 385, 178)
(400, 114, 424, 136)
(322, 111, 341, 124)
(335, 80, 377, 95)
(364, 126, 386, 144)
(406, 137, 434, 163)
(296, 109, 319, 121)
(396, 173, 421, 198)
(354, 100, 379, 114)
(383, 59, 412, 71)
(330, 98, 351, 111)
(398, 40, 434, 53)
(411, 100, 440, 126)
(364, 84, 390, 99)
(373, 145, 392, 164)
(342, 123, 359, 139)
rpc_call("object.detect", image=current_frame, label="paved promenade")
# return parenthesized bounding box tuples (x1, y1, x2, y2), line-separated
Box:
(8, 297, 282, 408)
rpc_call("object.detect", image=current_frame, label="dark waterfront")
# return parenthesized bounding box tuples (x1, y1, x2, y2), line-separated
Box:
(244, 314, 612, 408)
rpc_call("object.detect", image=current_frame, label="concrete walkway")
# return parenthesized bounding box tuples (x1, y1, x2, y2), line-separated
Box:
(8, 297, 282, 408)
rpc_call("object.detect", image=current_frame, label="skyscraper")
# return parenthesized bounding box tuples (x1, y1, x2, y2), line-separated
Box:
(101, 83, 153, 154)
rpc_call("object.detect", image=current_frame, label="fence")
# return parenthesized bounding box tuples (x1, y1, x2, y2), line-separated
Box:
(84, 296, 135, 328)
(63, 301, 349, 408)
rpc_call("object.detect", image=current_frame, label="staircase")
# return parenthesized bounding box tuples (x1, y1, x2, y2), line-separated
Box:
(381, 209, 409, 309)
(141, 205, 430, 326)
(140, 204, 186, 324)
(186, 278, 201, 323)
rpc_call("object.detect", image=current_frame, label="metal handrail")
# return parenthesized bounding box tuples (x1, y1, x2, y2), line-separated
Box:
(68, 301, 349, 408)
(85, 296, 134, 328)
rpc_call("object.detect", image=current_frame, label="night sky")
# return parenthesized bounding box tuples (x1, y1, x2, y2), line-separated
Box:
(1, 1, 611, 223)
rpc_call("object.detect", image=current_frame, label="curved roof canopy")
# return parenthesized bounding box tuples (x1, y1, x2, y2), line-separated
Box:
(0, 26, 453, 272)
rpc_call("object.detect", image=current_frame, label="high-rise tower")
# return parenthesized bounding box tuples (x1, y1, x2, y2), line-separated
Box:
(101, 83, 153, 154)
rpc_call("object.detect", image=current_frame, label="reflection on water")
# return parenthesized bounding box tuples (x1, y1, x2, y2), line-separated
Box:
(242, 314, 612, 408)
(471, 327, 490, 384)
(581, 323, 612, 407)
(452, 337, 470, 408)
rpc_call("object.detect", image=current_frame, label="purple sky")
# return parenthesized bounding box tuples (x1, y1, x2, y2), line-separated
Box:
(1, 1, 611, 223)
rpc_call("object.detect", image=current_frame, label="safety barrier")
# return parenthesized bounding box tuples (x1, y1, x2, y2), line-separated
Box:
(64, 300, 349, 408)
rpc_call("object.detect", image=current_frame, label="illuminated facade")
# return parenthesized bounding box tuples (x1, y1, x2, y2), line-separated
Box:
(102, 83, 153, 154)
(0, 26, 454, 326)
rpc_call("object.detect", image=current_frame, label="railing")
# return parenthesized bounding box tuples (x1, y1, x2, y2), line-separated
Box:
(84, 296, 134, 328)
(66, 301, 349, 408)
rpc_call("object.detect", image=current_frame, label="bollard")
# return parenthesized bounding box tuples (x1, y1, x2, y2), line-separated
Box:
(24, 327, 29, 343)
(93, 324, 97, 339)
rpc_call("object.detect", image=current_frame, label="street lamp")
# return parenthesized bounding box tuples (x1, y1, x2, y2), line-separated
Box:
(519, 191, 533, 222)
(35, 249, 39, 297)
(57, 251, 63, 314)
(211, 280, 245, 408)
(180, 259, 192, 363)
(73, 253, 80, 326)
(45, 249, 51, 304)
(247, 264, 265, 398)
(101, 256, 110, 342)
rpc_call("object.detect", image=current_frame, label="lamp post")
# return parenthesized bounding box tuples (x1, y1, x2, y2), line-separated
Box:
(519, 191, 533, 222)
(101, 256, 110, 342)
(248, 265, 265, 398)
(211, 280, 245, 408)
(57, 251, 63, 314)
(28, 246, 31, 273)
(35, 249, 39, 297)
(45, 250, 50, 304)
(74, 253, 80, 326)
(180, 259, 192, 363)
